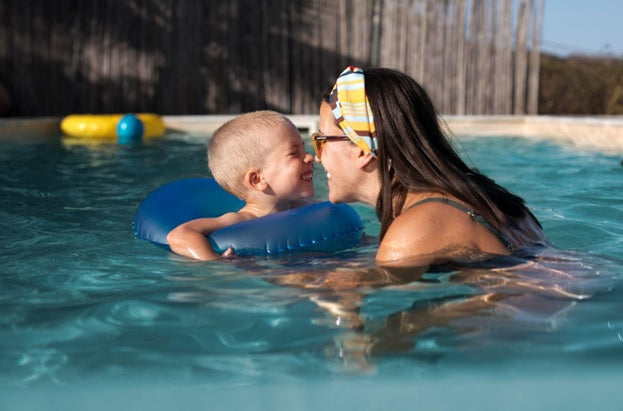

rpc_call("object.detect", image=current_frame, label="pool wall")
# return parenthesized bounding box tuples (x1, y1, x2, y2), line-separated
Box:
(1, 115, 622, 153)
(0, 117, 60, 141)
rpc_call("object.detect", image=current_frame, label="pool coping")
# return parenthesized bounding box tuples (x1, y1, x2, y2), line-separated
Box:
(1, 115, 622, 154)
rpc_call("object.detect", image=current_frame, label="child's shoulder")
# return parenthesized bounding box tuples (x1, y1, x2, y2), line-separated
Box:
(220, 211, 249, 224)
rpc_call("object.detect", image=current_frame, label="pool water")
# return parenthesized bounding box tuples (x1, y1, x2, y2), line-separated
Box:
(1, 134, 622, 409)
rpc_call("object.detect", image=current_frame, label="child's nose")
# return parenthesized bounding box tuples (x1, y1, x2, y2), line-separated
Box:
(303, 152, 314, 162)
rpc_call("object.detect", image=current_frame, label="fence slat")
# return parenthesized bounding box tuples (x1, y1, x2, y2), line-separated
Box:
(0, 0, 545, 116)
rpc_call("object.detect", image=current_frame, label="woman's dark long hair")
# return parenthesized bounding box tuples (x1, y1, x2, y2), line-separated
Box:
(348, 68, 539, 240)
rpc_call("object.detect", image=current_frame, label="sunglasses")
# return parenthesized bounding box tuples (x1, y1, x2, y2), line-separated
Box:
(310, 132, 350, 159)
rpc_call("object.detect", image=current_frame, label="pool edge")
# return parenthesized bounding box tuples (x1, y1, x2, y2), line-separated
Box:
(2, 115, 622, 154)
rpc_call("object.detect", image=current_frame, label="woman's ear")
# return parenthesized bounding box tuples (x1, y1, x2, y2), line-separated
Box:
(355, 149, 377, 170)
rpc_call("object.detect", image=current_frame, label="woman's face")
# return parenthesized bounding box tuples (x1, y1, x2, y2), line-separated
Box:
(316, 101, 362, 204)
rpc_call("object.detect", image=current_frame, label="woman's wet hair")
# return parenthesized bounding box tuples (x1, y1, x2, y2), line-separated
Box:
(329, 68, 539, 239)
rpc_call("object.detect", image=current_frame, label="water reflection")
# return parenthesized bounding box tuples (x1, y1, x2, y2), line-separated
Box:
(253, 246, 617, 372)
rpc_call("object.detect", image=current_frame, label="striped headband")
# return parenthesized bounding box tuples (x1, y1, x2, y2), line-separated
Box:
(329, 66, 377, 157)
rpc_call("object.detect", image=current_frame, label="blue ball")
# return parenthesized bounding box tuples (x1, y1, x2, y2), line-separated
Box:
(117, 114, 144, 144)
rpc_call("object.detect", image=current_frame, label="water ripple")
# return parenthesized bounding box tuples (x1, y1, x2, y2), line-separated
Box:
(1, 135, 623, 386)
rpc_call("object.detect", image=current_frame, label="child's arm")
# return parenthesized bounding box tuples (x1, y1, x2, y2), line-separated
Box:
(166, 212, 245, 261)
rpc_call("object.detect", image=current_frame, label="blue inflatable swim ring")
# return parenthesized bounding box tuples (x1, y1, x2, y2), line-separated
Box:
(132, 178, 364, 256)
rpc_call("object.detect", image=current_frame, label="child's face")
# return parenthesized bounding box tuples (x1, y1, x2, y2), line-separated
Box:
(260, 123, 315, 201)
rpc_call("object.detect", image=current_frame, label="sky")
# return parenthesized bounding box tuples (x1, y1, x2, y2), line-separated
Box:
(541, 0, 623, 56)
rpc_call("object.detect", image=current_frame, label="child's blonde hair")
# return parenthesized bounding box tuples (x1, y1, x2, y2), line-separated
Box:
(208, 110, 297, 199)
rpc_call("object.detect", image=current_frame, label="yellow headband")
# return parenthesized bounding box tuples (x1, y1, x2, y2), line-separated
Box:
(329, 66, 377, 157)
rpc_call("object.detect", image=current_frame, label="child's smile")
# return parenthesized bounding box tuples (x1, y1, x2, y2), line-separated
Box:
(261, 124, 315, 200)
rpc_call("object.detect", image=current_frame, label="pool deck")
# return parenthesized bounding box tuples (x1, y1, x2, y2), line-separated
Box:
(1, 115, 622, 154)
(444, 115, 623, 153)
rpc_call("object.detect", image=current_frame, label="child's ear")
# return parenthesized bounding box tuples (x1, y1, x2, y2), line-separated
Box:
(245, 169, 268, 192)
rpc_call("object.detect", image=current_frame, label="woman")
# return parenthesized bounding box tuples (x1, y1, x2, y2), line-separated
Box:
(312, 66, 547, 268)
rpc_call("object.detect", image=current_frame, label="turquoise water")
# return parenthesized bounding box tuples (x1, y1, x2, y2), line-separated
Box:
(1, 134, 622, 410)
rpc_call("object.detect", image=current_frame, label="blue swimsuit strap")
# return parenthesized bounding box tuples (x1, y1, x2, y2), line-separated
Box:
(406, 197, 515, 252)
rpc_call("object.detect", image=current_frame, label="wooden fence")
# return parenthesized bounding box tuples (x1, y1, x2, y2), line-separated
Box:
(0, 0, 545, 116)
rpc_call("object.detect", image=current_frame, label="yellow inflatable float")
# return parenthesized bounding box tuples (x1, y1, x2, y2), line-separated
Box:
(60, 113, 165, 141)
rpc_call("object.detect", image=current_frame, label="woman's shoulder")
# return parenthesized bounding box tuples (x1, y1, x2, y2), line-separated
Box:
(389, 195, 471, 235)
(376, 193, 524, 265)
(377, 195, 466, 264)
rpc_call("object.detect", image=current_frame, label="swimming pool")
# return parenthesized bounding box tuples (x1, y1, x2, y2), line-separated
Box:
(1, 130, 622, 410)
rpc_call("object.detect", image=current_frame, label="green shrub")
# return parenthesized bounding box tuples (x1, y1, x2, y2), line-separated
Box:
(539, 54, 623, 115)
